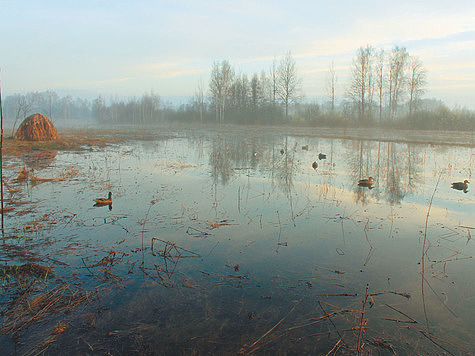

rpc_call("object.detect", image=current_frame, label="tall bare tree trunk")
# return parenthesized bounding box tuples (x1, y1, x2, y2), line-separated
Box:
(277, 51, 301, 121)
(326, 61, 337, 112)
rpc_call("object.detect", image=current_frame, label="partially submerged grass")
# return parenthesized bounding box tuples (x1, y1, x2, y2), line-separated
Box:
(0, 263, 54, 280)
(3, 134, 125, 156)
(0, 282, 95, 336)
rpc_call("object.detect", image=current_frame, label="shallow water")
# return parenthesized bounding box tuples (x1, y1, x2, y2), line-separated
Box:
(1, 127, 474, 355)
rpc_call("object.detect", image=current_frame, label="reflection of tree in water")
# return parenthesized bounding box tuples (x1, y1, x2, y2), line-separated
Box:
(347, 140, 374, 205)
(208, 134, 297, 191)
(209, 135, 264, 186)
(404, 144, 421, 191)
(207, 134, 299, 222)
(209, 136, 234, 186)
(384, 142, 404, 204)
(272, 137, 297, 195)
(347, 140, 422, 205)
(383, 143, 422, 204)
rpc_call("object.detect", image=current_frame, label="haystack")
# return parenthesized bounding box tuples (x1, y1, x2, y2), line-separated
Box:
(14, 113, 60, 141)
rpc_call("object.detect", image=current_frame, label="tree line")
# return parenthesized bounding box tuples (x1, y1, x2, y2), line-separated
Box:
(2, 46, 474, 131)
(347, 45, 427, 123)
(2, 91, 92, 134)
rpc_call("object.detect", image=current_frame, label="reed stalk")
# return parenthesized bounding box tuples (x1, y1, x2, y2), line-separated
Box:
(0, 70, 5, 235)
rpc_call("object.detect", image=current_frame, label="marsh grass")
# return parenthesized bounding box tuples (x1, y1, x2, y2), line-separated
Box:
(3, 134, 124, 157)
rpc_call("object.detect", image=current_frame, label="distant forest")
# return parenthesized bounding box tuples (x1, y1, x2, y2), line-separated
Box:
(2, 45, 474, 131)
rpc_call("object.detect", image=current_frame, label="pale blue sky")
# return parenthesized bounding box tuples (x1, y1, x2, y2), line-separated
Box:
(1, 0, 474, 108)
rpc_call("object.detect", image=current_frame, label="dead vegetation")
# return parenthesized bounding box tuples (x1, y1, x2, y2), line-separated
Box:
(0, 263, 54, 280)
(0, 283, 95, 337)
(14, 113, 60, 141)
(16, 166, 79, 183)
(3, 134, 124, 157)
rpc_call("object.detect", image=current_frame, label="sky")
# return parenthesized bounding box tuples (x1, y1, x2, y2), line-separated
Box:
(1, 0, 474, 109)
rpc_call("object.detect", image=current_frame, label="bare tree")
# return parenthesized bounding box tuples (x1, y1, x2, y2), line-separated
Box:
(93, 96, 106, 122)
(407, 56, 427, 115)
(195, 78, 205, 123)
(209, 60, 234, 123)
(388, 46, 408, 120)
(375, 49, 385, 124)
(326, 61, 337, 112)
(269, 57, 278, 104)
(62, 95, 72, 121)
(250, 73, 260, 113)
(12, 94, 36, 137)
(348, 45, 374, 121)
(276, 51, 301, 120)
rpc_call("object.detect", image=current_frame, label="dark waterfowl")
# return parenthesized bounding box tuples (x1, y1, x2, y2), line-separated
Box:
(302, 145, 309, 151)
(451, 180, 469, 192)
(94, 192, 112, 205)
(358, 177, 374, 187)
(280, 149, 285, 155)
(312, 161, 318, 170)
(318, 153, 327, 160)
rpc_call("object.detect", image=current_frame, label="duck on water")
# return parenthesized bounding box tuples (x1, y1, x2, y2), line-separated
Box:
(451, 180, 469, 193)
(94, 192, 112, 205)
(358, 177, 374, 188)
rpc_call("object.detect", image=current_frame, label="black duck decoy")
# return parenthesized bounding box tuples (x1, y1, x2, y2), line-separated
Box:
(312, 161, 318, 170)
(451, 180, 469, 193)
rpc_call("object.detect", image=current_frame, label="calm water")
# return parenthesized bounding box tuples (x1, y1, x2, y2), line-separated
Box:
(1, 127, 474, 355)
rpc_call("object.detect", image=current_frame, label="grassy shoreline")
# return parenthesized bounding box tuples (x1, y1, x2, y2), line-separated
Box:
(2, 124, 474, 157)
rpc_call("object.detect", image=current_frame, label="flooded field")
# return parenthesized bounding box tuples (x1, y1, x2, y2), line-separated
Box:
(0, 127, 474, 355)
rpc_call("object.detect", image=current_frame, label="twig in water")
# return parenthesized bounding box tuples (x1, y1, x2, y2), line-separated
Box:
(326, 337, 343, 356)
(422, 275, 457, 318)
(384, 303, 418, 324)
(421, 171, 442, 332)
(370, 290, 410, 299)
(287, 310, 352, 332)
(81, 258, 96, 275)
(186, 226, 211, 237)
(318, 300, 345, 341)
(420, 330, 471, 354)
(0, 71, 4, 236)
(240, 300, 300, 354)
(357, 283, 370, 356)
(419, 330, 455, 355)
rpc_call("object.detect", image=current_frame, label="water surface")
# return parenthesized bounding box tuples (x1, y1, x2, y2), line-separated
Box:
(1, 127, 473, 355)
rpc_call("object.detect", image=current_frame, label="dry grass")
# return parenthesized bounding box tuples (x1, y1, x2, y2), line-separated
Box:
(3, 133, 125, 157)
(0, 263, 54, 280)
(0, 283, 95, 336)
(14, 113, 60, 141)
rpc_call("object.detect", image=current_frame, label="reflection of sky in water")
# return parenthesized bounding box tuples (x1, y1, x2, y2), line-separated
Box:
(2, 131, 474, 354)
